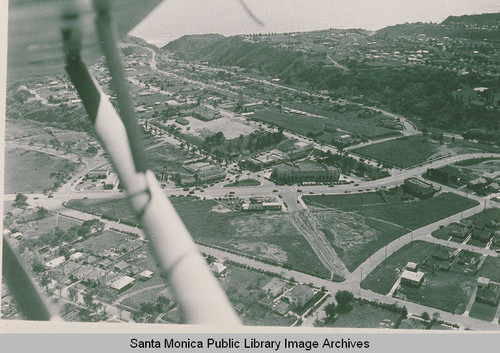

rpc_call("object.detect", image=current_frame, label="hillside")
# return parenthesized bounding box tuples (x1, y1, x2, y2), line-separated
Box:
(442, 12, 500, 26)
(162, 17, 500, 132)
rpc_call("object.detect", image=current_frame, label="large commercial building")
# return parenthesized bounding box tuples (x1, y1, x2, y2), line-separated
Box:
(271, 161, 339, 183)
(403, 178, 435, 198)
(184, 162, 226, 184)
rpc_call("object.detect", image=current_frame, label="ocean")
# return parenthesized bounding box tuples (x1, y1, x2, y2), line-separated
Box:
(130, 0, 500, 47)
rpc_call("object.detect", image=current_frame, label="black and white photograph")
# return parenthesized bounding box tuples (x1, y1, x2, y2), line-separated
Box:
(1, 0, 500, 343)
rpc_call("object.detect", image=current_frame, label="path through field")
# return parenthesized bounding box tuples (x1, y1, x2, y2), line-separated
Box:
(289, 210, 347, 279)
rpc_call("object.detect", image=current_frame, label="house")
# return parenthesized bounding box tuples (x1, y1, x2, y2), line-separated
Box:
(401, 270, 425, 287)
(87, 167, 109, 179)
(476, 283, 500, 306)
(110, 275, 135, 292)
(45, 256, 66, 269)
(104, 173, 119, 189)
(283, 285, 314, 308)
(262, 278, 287, 297)
(138, 270, 154, 281)
(114, 260, 131, 272)
(69, 252, 84, 261)
(404, 178, 435, 198)
(477, 277, 490, 288)
(209, 262, 227, 277)
(406, 262, 418, 272)
(448, 223, 469, 239)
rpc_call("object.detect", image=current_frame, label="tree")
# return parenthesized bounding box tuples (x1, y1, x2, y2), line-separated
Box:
(421, 311, 430, 321)
(36, 207, 50, 219)
(68, 287, 78, 302)
(335, 290, 354, 311)
(14, 193, 28, 207)
(324, 302, 337, 320)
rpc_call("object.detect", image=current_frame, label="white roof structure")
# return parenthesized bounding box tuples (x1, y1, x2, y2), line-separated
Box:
(209, 262, 227, 274)
(139, 270, 154, 279)
(110, 275, 135, 291)
(401, 270, 425, 283)
(406, 262, 418, 271)
(45, 256, 66, 268)
(69, 252, 84, 261)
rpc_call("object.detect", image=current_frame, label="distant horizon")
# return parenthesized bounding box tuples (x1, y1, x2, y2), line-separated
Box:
(130, 0, 500, 47)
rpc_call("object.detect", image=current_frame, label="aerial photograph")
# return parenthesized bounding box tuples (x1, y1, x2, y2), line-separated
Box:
(2, 0, 500, 331)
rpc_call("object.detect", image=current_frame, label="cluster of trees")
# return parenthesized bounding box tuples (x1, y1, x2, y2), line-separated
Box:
(203, 129, 285, 159)
(131, 295, 172, 323)
(319, 150, 389, 179)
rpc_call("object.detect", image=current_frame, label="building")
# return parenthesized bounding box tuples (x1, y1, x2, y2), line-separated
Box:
(242, 197, 282, 212)
(448, 223, 469, 239)
(406, 262, 418, 272)
(262, 278, 287, 297)
(104, 172, 119, 189)
(184, 162, 225, 184)
(110, 275, 135, 292)
(401, 270, 425, 287)
(271, 161, 340, 184)
(138, 270, 154, 281)
(69, 252, 84, 261)
(114, 260, 130, 272)
(88, 167, 109, 179)
(45, 256, 66, 269)
(403, 178, 435, 198)
(284, 285, 314, 307)
(476, 282, 500, 306)
(209, 262, 227, 277)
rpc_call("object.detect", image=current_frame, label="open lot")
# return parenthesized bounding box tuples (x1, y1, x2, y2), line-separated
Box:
(352, 135, 500, 169)
(362, 241, 441, 295)
(285, 102, 401, 139)
(308, 209, 402, 272)
(4, 148, 78, 193)
(74, 230, 136, 254)
(468, 301, 498, 322)
(304, 192, 479, 231)
(181, 116, 256, 140)
(329, 300, 403, 328)
(66, 196, 330, 278)
(479, 256, 500, 283)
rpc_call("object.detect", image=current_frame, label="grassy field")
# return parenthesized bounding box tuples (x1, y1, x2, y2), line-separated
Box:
(330, 300, 402, 328)
(352, 135, 500, 169)
(66, 196, 331, 278)
(309, 209, 403, 272)
(304, 192, 479, 231)
(284, 102, 401, 139)
(468, 302, 498, 322)
(4, 148, 78, 193)
(74, 230, 135, 253)
(352, 136, 441, 168)
(252, 107, 397, 140)
(361, 241, 442, 295)
(479, 256, 500, 283)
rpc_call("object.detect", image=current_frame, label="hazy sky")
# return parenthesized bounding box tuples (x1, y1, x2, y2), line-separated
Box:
(130, 0, 500, 46)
